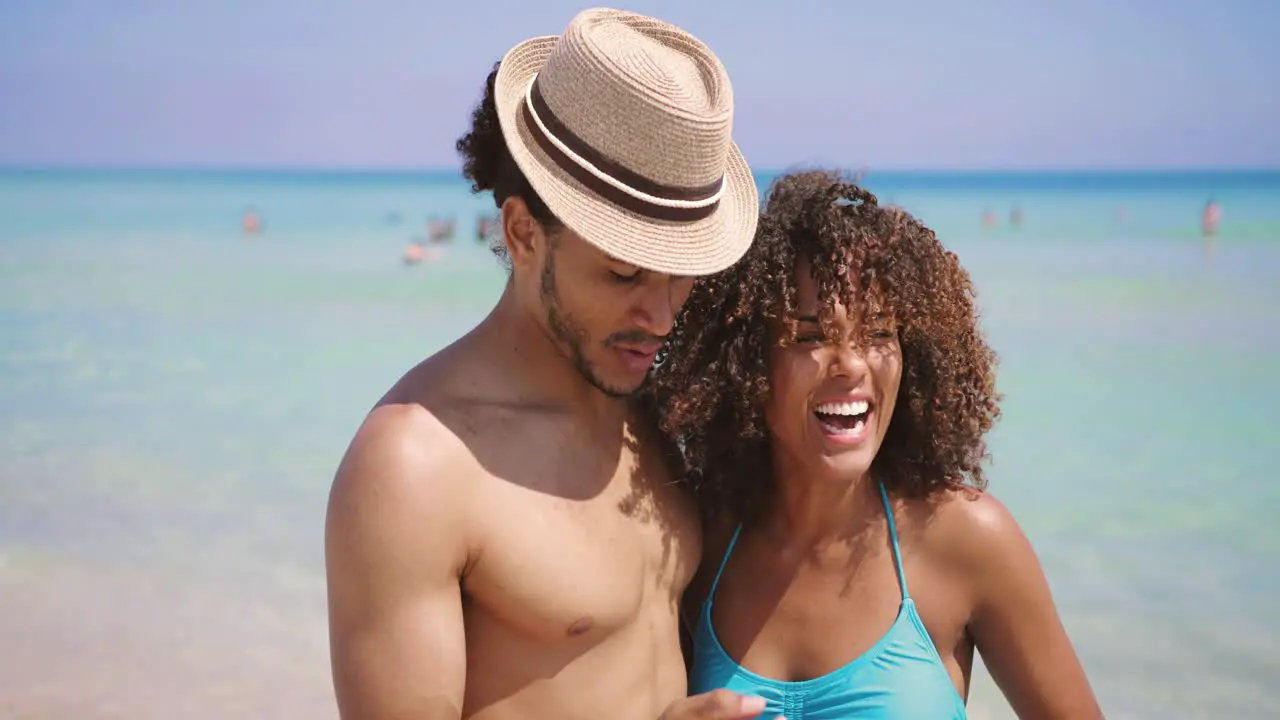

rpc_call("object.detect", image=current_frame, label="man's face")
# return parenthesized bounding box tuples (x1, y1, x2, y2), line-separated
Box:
(533, 229, 695, 397)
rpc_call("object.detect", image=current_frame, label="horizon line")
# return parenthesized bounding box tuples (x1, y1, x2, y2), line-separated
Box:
(2, 163, 1279, 175)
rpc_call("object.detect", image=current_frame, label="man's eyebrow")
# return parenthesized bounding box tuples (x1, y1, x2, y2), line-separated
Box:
(796, 315, 820, 323)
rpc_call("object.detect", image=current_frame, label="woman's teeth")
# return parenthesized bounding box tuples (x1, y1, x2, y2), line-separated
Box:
(814, 400, 870, 436)
(814, 400, 869, 416)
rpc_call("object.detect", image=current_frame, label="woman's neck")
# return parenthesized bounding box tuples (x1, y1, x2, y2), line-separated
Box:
(758, 450, 880, 551)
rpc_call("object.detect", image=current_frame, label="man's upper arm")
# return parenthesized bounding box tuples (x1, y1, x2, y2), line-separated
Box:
(325, 404, 472, 720)
(952, 494, 1103, 719)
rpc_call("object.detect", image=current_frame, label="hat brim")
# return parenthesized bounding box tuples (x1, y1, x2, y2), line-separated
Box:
(493, 36, 759, 277)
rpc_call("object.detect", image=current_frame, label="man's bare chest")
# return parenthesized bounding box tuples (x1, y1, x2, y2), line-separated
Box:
(462, 453, 700, 643)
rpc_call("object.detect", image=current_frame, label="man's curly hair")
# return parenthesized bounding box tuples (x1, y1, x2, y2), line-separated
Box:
(648, 169, 1001, 523)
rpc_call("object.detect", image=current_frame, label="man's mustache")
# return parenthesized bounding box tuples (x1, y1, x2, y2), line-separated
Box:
(605, 330, 666, 347)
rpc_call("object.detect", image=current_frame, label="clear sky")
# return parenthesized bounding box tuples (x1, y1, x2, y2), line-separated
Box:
(1, 0, 1277, 170)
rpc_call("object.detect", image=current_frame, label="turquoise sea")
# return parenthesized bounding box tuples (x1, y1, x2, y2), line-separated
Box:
(1, 168, 1277, 719)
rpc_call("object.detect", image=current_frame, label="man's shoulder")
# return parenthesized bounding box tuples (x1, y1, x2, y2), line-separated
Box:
(327, 400, 482, 553)
(386, 344, 560, 434)
(339, 399, 478, 491)
(373, 344, 505, 446)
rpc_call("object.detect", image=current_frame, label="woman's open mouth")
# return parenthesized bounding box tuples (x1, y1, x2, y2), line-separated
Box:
(814, 399, 872, 444)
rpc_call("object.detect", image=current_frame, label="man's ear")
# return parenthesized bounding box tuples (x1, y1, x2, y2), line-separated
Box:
(501, 196, 545, 271)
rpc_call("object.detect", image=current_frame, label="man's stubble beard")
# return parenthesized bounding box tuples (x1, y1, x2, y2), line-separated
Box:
(540, 252, 639, 400)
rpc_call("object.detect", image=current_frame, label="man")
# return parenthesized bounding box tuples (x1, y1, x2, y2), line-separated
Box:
(325, 8, 765, 720)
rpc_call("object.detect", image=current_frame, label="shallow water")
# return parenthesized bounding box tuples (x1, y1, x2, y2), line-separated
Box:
(1, 169, 1277, 718)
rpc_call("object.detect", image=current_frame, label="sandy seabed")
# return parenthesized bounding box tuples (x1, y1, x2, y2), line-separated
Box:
(0, 553, 335, 720)
(0, 551, 1022, 720)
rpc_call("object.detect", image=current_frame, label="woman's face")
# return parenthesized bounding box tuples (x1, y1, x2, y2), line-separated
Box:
(764, 259, 903, 482)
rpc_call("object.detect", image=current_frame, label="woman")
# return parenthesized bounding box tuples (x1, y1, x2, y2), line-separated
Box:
(650, 171, 1102, 719)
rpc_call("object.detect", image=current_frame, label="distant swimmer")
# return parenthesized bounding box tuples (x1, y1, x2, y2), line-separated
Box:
(404, 237, 442, 266)
(242, 209, 261, 235)
(1115, 207, 1128, 223)
(1010, 206, 1024, 228)
(427, 216, 456, 244)
(1202, 199, 1221, 237)
(403, 239, 426, 266)
(476, 214, 498, 243)
(982, 208, 998, 228)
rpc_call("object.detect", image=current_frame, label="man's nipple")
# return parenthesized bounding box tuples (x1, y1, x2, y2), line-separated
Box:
(566, 616, 595, 637)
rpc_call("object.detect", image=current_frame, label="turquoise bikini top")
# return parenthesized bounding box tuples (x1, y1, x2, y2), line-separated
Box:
(689, 482, 967, 719)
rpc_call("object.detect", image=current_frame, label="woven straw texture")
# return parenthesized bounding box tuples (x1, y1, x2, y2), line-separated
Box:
(494, 8, 758, 276)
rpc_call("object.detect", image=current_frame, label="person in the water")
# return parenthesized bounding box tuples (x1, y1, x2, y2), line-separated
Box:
(403, 238, 427, 266)
(1202, 199, 1221, 238)
(650, 170, 1103, 719)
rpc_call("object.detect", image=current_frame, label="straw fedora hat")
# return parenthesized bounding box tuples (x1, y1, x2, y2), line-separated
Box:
(493, 8, 758, 277)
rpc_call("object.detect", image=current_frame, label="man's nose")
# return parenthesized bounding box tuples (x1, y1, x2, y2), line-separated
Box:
(632, 278, 679, 337)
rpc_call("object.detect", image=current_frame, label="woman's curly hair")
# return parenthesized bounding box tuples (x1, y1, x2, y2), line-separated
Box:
(648, 169, 1001, 523)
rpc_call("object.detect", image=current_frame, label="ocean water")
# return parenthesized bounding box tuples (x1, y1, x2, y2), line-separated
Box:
(0, 168, 1277, 719)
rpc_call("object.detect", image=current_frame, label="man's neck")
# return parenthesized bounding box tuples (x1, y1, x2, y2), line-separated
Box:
(471, 283, 630, 426)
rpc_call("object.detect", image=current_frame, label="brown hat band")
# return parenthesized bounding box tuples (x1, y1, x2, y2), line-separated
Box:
(521, 77, 723, 223)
